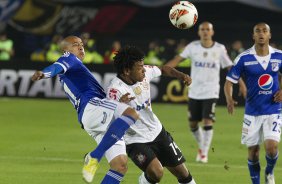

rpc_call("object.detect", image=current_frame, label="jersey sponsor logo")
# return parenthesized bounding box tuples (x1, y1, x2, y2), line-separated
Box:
(244, 61, 258, 66)
(194, 61, 216, 68)
(108, 88, 118, 100)
(136, 99, 151, 111)
(258, 74, 273, 90)
(270, 59, 281, 63)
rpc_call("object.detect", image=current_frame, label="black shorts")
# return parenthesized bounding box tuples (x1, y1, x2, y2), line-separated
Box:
(126, 127, 186, 171)
(188, 98, 217, 122)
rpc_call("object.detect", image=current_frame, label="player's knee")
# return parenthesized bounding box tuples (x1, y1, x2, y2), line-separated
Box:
(265, 140, 279, 157)
(265, 146, 278, 157)
(109, 155, 128, 174)
(147, 165, 164, 182)
(123, 107, 139, 120)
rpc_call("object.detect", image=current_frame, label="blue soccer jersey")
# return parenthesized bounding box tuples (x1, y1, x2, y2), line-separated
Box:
(43, 52, 106, 122)
(226, 46, 282, 116)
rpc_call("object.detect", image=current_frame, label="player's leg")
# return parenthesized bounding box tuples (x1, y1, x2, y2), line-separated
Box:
(126, 143, 163, 184)
(100, 139, 128, 184)
(201, 99, 217, 163)
(242, 115, 262, 184)
(248, 146, 260, 184)
(81, 99, 138, 182)
(188, 99, 203, 162)
(166, 164, 196, 184)
(153, 128, 196, 184)
(263, 114, 281, 184)
(86, 99, 138, 162)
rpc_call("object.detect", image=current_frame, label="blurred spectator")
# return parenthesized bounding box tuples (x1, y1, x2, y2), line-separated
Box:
(80, 32, 103, 64)
(104, 40, 121, 64)
(144, 40, 164, 66)
(46, 34, 63, 62)
(30, 47, 47, 62)
(174, 39, 191, 67)
(270, 42, 277, 48)
(162, 38, 177, 60)
(0, 32, 14, 61)
(229, 40, 244, 61)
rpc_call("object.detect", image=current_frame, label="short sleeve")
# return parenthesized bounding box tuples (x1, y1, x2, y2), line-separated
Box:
(179, 43, 191, 59)
(220, 45, 233, 69)
(226, 55, 244, 84)
(144, 65, 161, 81)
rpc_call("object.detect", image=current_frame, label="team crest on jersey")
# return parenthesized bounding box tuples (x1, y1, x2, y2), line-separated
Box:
(203, 51, 208, 57)
(133, 86, 142, 95)
(136, 153, 147, 164)
(271, 62, 279, 72)
(258, 74, 273, 90)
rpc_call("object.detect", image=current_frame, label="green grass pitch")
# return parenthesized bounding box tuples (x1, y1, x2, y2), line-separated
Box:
(0, 98, 281, 184)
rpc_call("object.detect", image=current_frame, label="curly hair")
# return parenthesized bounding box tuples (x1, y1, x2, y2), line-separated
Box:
(113, 45, 145, 75)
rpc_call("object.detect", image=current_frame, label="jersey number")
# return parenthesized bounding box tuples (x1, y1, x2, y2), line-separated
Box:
(169, 142, 181, 155)
(272, 122, 280, 133)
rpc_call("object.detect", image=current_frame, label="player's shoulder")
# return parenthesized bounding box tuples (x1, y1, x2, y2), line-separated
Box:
(108, 77, 127, 90)
(233, 48, 253, 64)
(57, 52, 76, 62)
(188, 40, 201, 47)
(272, 47, 282, 55)
(213, 42, 227, 49)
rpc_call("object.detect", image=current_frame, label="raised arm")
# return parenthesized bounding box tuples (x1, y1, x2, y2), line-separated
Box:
(31, 63, 64, 81)
(159, 65, 192, 86)
(165, 55, 184, 68)
(224, 80, 237, 114)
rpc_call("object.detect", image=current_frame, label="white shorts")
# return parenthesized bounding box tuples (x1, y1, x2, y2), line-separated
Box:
(241, 114, 281, 147)
(81, 98, 129, 162)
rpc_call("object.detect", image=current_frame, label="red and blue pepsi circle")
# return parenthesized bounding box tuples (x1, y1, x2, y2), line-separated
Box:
(258, 74, 273, 90)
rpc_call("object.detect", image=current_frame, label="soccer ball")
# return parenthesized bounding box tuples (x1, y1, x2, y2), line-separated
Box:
(169, 1, 198, 29)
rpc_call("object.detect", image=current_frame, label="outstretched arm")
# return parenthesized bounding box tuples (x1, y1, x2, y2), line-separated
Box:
(224, 80, 237, 114)
(31, 64, 64, 81)
(165, 55, 184, 68)
(159, 65, 192, 86)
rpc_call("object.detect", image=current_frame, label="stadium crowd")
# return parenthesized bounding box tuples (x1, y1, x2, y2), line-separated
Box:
(2, 31, 281, 66)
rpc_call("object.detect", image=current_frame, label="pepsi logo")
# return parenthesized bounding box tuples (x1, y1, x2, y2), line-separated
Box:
(258, 74, 273, 90)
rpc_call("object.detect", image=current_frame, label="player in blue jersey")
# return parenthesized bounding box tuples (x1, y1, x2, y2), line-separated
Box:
(224, 23, 282, 184)
(31, 36, 139, 184)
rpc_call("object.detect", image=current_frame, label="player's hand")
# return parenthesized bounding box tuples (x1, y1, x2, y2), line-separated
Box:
(119, 93, 135, 103)
(182, 74, 192, 86)
(31, 71, 44, 81)
(274, 90, 282, 102)
(226, 98, 237, 115)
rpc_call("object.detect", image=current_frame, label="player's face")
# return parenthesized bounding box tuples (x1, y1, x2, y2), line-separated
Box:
(128, 60, 146, 83)
(65, 37, 85, 60)
(198, 23, 214, 40)
(253, 24, 271, 45)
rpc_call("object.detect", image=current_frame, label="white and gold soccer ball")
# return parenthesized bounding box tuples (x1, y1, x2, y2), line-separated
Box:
(169, 1, 198, 29)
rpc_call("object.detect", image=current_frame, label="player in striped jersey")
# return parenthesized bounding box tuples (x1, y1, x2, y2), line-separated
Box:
(225, 23, 282, 184)
(31, 36, 139, 184)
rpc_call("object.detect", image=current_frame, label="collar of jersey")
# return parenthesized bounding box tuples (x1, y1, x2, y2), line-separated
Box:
(249, 45, 275, 55)
(117, 75, 136, 86)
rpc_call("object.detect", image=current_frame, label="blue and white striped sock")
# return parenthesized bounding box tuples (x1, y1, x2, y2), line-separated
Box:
(101, 169, 124, 184)
(90, 115, 135, 161)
